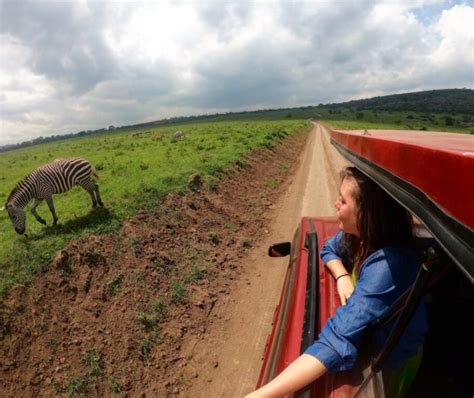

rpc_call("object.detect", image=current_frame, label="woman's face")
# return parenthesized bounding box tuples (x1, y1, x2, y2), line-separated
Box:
(335, 177, 359, 236)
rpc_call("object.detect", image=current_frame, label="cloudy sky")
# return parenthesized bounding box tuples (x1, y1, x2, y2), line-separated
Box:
(1, 0, 473, 146)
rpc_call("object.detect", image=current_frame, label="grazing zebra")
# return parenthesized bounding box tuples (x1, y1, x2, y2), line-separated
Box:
(2, 158, 103, 235)
(172, 130, 185, 140)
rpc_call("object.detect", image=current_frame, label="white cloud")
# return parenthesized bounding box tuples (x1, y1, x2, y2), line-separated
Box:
(105, 2, 204, 67)
(431, 4, 474, 64)
(0, 35, 58, 120)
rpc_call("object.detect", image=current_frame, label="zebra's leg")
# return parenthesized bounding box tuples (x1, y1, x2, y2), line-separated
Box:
(31, 198, 47, 225)
(45, 196, 59, 225)
(94, 182, 104, 207)
(79, 181, 98, 207)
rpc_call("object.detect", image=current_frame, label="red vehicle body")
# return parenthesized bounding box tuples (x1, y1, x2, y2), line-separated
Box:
(257, 129, 474, 398)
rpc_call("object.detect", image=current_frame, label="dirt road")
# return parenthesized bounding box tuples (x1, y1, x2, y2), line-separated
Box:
(185, 123, 349, 397)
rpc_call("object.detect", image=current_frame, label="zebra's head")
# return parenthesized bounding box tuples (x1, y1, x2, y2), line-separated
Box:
(6, 203, 26, 235)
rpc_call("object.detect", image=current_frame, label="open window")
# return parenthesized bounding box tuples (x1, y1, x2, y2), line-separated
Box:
(330, 129, 474, 398)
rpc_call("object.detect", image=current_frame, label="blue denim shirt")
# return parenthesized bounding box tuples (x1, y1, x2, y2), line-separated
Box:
(305, 231, 427, 372)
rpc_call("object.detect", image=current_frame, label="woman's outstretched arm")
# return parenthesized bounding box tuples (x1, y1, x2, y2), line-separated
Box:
(245, 354, 327, 398)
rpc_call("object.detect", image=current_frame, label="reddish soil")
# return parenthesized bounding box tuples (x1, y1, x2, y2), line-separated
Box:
(0, 128, 313, 397)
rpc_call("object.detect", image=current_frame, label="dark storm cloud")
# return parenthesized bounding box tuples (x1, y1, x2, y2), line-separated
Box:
(181, 41, 296, 108)
(197, 1, 252, 38)
(277, 0, 375, 40)
(1, 0, 116, 94)
(94, 63, 181, 104)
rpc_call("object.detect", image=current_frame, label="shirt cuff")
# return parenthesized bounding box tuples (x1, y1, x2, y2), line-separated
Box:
(321, 253, 342, 264)
(304, 341, 342, 373)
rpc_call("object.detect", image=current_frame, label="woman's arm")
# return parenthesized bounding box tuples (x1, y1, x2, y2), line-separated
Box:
(245, 354, 327, 398)
(246, 249, 400, 398)
(326, 259, 354, 305)
(305, 251, 400, 372)
(321, 232, 354, 305)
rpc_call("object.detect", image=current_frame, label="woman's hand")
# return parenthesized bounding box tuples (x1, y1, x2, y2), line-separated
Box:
(336, 274, 354, 305)
(325, 259, 354, 305)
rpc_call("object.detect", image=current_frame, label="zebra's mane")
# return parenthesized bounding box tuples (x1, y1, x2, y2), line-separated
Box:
(6, 173, 33, 205)
(6, 159, 63, 205)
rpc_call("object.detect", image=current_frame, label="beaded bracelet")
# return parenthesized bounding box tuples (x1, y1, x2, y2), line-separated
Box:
(336, 273, 350, 282)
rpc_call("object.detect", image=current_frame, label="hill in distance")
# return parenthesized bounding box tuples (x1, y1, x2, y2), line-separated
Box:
(320, 88, 474, 114)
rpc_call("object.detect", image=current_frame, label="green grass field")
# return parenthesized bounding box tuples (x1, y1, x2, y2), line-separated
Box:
(0, 120, 310, 295)
(184, 106, 473, 134)
(318, 108, 474, 133)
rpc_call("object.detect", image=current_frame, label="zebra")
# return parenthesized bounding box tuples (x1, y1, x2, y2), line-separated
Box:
(172, 130, 186, 140)
(2, 157, 103, 235)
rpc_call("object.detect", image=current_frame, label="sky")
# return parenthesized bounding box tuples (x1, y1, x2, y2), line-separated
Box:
(0, 0, 473, 146)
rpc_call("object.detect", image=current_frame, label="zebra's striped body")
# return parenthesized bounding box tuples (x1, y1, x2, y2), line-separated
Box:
(4, 158, 103, 234)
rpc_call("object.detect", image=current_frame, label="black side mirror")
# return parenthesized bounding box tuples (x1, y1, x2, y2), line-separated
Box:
(268, 242, 291, 257)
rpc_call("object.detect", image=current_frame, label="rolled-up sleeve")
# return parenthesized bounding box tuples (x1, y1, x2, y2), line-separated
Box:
(320, 231, 345, 264)
(305, 251, 397, 372)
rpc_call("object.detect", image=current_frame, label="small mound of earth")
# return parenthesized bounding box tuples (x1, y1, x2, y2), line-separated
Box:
(0, 130, 309, 397)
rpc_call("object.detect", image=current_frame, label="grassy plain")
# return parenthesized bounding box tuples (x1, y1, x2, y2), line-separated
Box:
(318, 109, 474, 133)
(0, 120, 310, 295)
(214, 107, 473, 134)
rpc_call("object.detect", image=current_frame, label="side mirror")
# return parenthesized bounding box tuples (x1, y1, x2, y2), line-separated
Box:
(268, 242, 291, 257)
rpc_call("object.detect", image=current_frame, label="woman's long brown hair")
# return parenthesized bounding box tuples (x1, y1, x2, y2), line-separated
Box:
(340, 167, 415, 277)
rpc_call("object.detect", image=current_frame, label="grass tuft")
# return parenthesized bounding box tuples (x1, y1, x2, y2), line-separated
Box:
(83, 350, 103, 377)
(170, 280, 187, 304)
(208, 230, 219, 244)
(106, 273, 123, 295)
(184, 264, 206, 284)
(65, 374, 91, 397)
(136, 311, 156, 331)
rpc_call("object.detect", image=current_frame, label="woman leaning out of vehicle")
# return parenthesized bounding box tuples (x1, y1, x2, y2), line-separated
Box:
(245, 166, 427, 398)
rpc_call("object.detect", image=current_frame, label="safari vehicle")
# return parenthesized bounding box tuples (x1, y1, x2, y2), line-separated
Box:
(257, 129, 473, 398)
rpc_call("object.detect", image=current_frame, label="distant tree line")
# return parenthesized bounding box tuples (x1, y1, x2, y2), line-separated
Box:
(319, 89, 474, 114)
